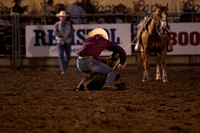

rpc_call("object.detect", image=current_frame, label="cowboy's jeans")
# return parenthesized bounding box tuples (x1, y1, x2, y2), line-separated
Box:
(57, 43, 71, 72)
(76, 57, 116, 87)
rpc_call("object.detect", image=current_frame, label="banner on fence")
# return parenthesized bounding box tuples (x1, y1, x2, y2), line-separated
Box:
(168, 23, 200, 55)
(25, 24, 132, 57)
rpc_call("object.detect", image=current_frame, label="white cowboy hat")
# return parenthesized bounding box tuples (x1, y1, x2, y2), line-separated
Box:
(87, 28, 108, 40)
(68, 0, 78, 4)
(56, 11, 69, 17)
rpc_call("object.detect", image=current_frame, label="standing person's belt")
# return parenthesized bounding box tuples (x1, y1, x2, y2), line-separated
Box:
(78, 56, 94, 60)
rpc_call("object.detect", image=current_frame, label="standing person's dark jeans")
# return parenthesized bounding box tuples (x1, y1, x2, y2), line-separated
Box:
(57, 43, 71, 74)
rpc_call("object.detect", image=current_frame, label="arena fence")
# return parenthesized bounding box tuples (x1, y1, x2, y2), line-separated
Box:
(0, 12, 200, 69)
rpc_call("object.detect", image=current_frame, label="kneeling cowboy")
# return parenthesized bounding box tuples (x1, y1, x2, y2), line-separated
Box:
(76, 28, 127, 90)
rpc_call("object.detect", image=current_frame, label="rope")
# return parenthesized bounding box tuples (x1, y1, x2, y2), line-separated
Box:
(112, 36, 137, 69)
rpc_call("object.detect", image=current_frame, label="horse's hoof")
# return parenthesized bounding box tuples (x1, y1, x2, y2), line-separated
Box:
(156, 72, 162, 81)
(142, 78, 148, 82)
(162, 76, 168, 82)
(163, 79, 168, 82)
(156, 76, 162, 81)
(142, 72, 149, 82)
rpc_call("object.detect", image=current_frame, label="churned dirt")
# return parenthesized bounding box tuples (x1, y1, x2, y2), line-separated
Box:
(0, 65, 200, 133)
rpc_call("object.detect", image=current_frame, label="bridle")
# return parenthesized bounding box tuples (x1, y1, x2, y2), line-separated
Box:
(151, 9, 168, 37)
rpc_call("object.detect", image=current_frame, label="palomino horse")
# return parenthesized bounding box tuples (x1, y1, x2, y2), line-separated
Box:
(139, 4, 169, 82)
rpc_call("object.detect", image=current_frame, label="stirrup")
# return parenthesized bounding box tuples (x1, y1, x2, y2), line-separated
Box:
(134, 42, 140, 52)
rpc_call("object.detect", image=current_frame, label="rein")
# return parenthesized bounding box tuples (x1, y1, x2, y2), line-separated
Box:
(150, 17, 167, 38)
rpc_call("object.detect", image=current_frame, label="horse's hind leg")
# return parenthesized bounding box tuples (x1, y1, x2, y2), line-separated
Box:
(161, 64, 168, 82)
(161, 51, 168, 82)
(141, 49, 150, 82)
(155, 55, 162, 81)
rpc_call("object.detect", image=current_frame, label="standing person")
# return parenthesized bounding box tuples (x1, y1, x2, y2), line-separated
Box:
(80, 0, 96, 14)
(12, 0, 28, 14)
(54, 11, 74, 75)
(76, 28, 126, 90)
(80, 0, 96, 24)
(40, 0, 56, 15)
(66, 0, 87, 24)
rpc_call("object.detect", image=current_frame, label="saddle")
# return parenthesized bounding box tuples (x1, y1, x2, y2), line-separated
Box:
(137, 16, 173, 52)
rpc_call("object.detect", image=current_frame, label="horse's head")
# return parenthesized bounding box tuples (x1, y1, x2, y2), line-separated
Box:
(153, 3, 168, 35)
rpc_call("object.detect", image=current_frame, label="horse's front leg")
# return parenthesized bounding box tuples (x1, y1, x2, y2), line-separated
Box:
(156, 64, 162, 81)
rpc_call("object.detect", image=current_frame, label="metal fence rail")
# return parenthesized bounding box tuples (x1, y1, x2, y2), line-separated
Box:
(12, 14, 21, 69)
(0, 12, 199, 69)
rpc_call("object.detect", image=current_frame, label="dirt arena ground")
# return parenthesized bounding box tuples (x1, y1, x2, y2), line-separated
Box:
(0, 65, 200, 133)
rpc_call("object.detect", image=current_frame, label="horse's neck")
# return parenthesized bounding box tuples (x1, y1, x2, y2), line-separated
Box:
(148, 19, 157, 35)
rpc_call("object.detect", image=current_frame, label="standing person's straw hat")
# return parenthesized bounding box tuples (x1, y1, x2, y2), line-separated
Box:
(87, 28, 108, 40)
(68, 0, 78, 4)
(56, 11, 69, 17)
